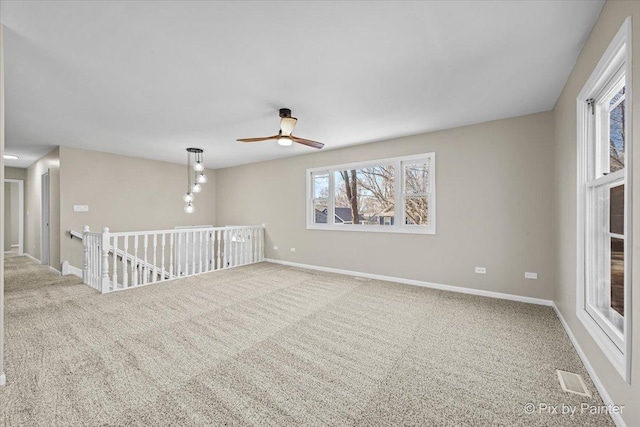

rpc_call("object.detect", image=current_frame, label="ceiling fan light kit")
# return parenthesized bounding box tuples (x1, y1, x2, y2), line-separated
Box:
(278, 136, 292, 146)
(183, 148, 207, 213)
(237, 108, 325, 149)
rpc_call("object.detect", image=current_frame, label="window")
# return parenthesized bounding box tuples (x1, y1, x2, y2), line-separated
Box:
(577, 18, 631, 382)
(307, 153, 435, 234)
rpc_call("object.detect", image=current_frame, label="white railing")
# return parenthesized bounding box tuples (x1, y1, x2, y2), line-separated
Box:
(82, 225, 265, 293)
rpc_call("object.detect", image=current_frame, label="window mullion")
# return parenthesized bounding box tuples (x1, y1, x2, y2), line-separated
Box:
(328, 170, 335, 226)
(395, 160, 402, 226)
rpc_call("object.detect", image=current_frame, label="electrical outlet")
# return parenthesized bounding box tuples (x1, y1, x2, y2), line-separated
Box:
(475, 267, 487, 274)
(290, 248, 296, 252)
(273, 245, 278, 250)
(73, 205, 89, 212)
(525, 272, 538, 280)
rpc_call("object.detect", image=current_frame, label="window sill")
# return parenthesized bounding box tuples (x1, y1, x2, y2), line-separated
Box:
(577, 309, 626, 380)
(306, 224, 435, 235)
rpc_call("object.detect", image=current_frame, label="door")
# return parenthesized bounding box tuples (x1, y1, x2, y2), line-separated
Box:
(4, 179, 24, 255)
(41, 171, 50, 265)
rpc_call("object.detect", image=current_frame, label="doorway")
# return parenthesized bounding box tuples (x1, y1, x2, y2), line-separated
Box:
(41, 171, 50, 265)
(4, 179, 24, 255)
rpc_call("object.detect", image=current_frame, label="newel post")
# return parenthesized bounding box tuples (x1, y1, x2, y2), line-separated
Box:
(82, 225, 90, 284)
(100, 227, 110, 294)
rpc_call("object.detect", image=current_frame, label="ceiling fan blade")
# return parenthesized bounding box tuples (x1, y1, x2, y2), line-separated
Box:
(290, 135, 324, 149)
(236, 135, 280, 142)
(280, 117, 298, 136)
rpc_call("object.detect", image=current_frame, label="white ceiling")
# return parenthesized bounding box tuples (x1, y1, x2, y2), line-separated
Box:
(0, 1, 604, 169)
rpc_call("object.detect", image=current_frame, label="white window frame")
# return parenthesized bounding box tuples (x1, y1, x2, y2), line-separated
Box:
(576, 17, 632, 383)
(306, 153, 436, 234)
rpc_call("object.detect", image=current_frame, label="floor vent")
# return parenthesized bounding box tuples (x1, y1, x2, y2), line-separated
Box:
(556, 370, 591, 397)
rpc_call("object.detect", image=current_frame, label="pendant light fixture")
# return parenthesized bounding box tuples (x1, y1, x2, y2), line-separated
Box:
(183, 148, 206, 213)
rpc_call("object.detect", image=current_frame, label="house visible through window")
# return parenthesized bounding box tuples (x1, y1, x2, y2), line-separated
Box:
(307, 153, 435, 234)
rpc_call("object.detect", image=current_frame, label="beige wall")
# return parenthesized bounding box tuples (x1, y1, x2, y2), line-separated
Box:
(5, 168, 27, 249)
(3, 182, 10, 250)
(1, 24, 6, 385)
(10, 182, 18, 246)
(5, 167, 26, 181)
(216, 111, 555, 300)
(59, 146, 216, 269)
(25, 147, 60, 268)
(553, 1, 639, 425)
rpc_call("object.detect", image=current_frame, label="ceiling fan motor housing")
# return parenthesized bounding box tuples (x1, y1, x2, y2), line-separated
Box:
(279, 108, 292, 118)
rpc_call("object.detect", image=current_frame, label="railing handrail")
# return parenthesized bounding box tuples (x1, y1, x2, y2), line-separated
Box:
(109, 225, 262, 237)
(69, 229, 84, 240)
(73, 225, 262, 239)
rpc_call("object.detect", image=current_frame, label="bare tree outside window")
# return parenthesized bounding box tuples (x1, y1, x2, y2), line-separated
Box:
(335, 166, 394, 225)
(609, 87, 625, 172)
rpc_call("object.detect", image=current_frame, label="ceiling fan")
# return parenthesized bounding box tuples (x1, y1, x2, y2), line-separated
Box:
(237, 108, 324, 149)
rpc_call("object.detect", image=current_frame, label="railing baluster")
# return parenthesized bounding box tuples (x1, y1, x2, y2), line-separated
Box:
(93, 236, 98, 287)
(235, 230, 239, 267)
(101, 227, 110, 293)
(161, 233, 166, 282)
(88, 235, 93, 287)
(133, 235, 139, 286)
(89, 236, 93, 287)
(215, 230, 220, 270)
(224, 229, 229, 268)
(198, 231, 203, 273)
(252, 228, 256, 263)
(177, 231, 182, 277)
(212, 230, 216, 270)
(152, 233, 158, 283)
(112, 235, 118, 290)
(230, 229, 234, 267)
(122, 236, 129, 288)
(82, 226, 90, 284)
(92, 236, 95, 287)
(192, 231, 196, 274)
(253, 228, 260, 262)
(242, 228, 251, 264)
(247, 229, 251, 264)
(170, 232, 174, 278)
(204, 230, 210, 272)
(241, 230, 245, 265)
(143, 234, 148, 285)
(185, 231, 190, 275)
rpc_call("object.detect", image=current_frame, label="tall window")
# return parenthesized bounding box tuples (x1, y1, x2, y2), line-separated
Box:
(307, 153, 435, 234)
(577, 18, 631, 381)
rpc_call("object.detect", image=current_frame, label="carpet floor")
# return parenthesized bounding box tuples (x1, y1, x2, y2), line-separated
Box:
(0, 255, 614, 426)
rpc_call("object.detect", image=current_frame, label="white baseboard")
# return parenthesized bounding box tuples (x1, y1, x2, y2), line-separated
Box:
(551, 303, 626, 427)
(0, 372, 5, 387)
(23, 253, 40, 264)
(23, 252, 60, 276)
(61, 261, 82, 278)
(264, 258, 553, 306)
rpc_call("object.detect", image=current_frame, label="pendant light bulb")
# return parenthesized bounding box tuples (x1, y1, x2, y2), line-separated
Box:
(183, 192, 194, 203)
(192, 182, 202, 193)
(184, 202, 195, 213)
(197, 172, 207, 184)
(193, 161, 204, 172)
